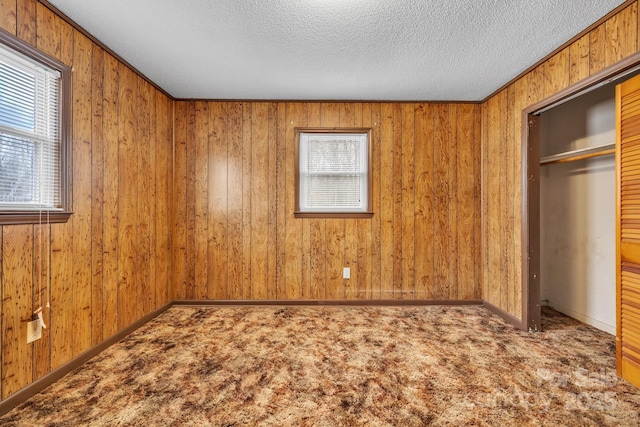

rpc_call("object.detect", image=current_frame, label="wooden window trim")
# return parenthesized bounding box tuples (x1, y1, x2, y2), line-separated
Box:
(294, 127, 373, 219)
(0, 28, 72, 226)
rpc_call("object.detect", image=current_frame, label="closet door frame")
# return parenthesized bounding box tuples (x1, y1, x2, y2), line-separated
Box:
(521, 52, 640, 332)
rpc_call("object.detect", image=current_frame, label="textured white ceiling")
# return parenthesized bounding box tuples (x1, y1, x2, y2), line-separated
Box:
(48, 0, 625, 101)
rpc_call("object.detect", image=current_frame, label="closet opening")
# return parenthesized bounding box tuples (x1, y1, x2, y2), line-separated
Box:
(522, 52, 640, 332)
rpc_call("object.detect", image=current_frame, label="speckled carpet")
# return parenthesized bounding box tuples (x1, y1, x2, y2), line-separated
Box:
(1, 305, 639, 426)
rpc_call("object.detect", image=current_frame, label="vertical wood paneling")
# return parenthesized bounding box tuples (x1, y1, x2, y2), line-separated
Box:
(527, 66, 545, 106)
(116, 64, 137, 331)
(102, 54, 119, 338)
(251, 103, 274, 299)
(392, 105, 403, 299)
(71, 32, 92, 355)
(401, 104, 416, 299)
(90, 46, 104, 345)
(448, 106, 458, 299)
(154, 94, 172, 308)
(481, 102, 489, 302)
(433, 104, 450, 299)
(59, 15, 72, 66)
(242, 104, 252, 300)
(1, 226, 32, 398)
(50, 223, 72, 369)
(511, 79, 526, 320)
(32, 222, 50, 380)
(0, 0, 16, 34)
(605, 3, 638, 67)
(267, 102, 278, 300)
(415, 104, 434, 299)
(0, 2, 174, 403)
(485, 95, 501, 306)
(590, 23, 607, 75)
(380, 104, 395, 299)
(457, 104, 477, 300)
(472, 104, 482, 301)
(172, 102, 187, 300)
(208, 103, 228, 300)
(543, 47, 569, 98)
(35, 4, 59, 62)
(275, 104, 286, 299)
(147, 88, 159, 310)
(184, 103, 196, 299)
(194, 102, 209, 300)
(497, 92, 508, 312)
(148, 89, 158, 311)
(250, 103, 269, 299)
(227, 103, 243, 300)
(504, 87, 515, 314)
(136, 78, 152, 314)
(569, 35, 590, 85)
(17, 0, 36, 46)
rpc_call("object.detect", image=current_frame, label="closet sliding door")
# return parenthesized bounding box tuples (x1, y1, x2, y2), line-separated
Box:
(616, 74, 640, 388)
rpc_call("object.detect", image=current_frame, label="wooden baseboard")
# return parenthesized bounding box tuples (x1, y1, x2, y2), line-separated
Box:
(172, 299, 484, 307)
(0, 302, 173, 417)
(483, 300, 524, 330)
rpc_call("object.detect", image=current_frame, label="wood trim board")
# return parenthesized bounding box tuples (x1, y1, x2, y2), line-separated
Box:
(173, 299, 484, 307)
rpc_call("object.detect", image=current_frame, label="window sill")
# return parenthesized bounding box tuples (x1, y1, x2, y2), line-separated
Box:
(0, 211, 72, 225)
(294, 211, 373, 219)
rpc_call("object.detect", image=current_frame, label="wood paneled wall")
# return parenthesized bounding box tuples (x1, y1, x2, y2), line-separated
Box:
(481, 1, 639, 320)
(3, 0, 630, 407)
(172, 102, 482, 301)
(0, 0, 173, 401)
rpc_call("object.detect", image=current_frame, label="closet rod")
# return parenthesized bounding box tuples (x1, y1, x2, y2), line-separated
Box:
(540, 143, 615, 166)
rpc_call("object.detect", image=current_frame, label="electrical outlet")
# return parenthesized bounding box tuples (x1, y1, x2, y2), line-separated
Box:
(343, 267, 350, 279)
(27, 319, 42, 344)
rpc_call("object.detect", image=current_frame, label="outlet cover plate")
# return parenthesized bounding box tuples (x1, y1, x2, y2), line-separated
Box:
(343, 267, 350, 279)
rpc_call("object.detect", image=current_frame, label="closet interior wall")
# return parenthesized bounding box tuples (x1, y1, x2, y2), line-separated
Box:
(539, 83, 617, 334)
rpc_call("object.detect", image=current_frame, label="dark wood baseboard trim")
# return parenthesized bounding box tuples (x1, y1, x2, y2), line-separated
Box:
(172, 299, 484, 307)
(0, 302, 173, 417)
(483, 301, 525, 331)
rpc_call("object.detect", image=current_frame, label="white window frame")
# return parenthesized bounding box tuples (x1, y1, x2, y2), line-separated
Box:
(0, 29, 71, 225)
(295, 128, 373, 218)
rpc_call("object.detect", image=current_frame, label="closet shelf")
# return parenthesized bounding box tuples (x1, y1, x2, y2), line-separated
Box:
(540, 143, 615, 166)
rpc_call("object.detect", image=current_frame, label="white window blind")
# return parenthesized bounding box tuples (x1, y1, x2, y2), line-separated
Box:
(299, 132, 368, 212)
(0, 42, 61, 211)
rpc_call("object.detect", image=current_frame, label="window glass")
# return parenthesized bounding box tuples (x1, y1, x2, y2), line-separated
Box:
(0, 31, 70, 225)
(296, 128, 372, 218)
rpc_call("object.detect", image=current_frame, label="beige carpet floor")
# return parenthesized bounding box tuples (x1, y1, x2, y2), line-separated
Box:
(0, 305, 639, 426)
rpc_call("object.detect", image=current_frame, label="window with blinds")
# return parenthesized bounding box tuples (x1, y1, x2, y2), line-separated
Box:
(0, 30, 71, 225)
(296, 129, 372, 217)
